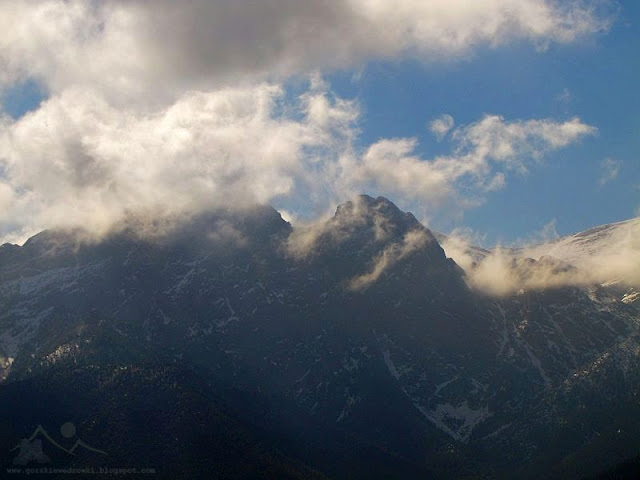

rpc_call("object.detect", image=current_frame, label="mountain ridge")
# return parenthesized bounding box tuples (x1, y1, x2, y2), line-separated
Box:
(1, 195, 639, 479)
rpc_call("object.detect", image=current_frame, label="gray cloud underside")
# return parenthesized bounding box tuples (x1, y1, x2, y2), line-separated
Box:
(1, 0, 612, 101)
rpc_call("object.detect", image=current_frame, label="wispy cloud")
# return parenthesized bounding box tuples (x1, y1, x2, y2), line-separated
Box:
(429, 114, 455, 140)
(599, 157, 622, 185)
(556, 88, 572, 106)
(348, 229, 432, 291)
(350, 115, 596, 210)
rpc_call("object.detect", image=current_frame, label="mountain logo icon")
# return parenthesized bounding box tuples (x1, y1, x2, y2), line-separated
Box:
(11, 422, 107, 465)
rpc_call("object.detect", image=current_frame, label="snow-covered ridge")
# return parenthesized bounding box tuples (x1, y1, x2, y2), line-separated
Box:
(440, 217, 640, 293)
(519, 217, 640, 267)
(519, 217, 640, 287)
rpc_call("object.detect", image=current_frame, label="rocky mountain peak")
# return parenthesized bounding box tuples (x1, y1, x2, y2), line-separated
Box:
(325, 195, 438, 255)
(333, 195, 422, 235)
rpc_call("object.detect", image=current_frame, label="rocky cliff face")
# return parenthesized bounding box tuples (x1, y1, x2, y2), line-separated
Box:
(1, 196, 639, 479)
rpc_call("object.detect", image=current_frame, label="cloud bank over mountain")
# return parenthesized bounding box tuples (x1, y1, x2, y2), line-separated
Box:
(0, 0, 613, 243)
(441, 217, 640, 294)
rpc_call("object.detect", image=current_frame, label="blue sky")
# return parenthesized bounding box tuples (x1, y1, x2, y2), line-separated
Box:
(0, 1, 638, 246)
(325, 2, 640, 244)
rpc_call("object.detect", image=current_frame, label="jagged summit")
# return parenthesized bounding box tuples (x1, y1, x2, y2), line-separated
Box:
(11, 196, 420, 255)
(326, 194, 436, 251)
(333, 194, 422, 231)
(334, 194, 400, 215)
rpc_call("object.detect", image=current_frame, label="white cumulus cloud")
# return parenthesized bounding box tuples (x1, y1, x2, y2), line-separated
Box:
(0, 86, 597, 244)
(0, 0, 611, 243)
(349, 115, 596, 212)
(0, 83, 359, 242)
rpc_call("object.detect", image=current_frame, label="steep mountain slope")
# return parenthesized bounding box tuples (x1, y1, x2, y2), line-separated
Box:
(1, 195, 639, 479)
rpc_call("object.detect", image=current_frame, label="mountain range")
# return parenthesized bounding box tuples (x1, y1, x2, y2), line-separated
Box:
(1, 195, 639, 479)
